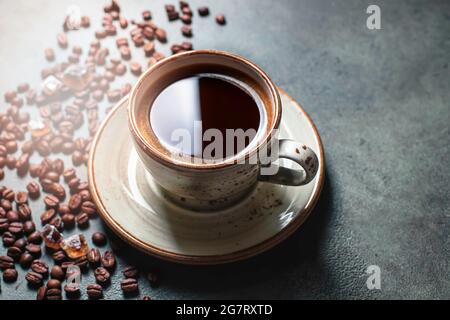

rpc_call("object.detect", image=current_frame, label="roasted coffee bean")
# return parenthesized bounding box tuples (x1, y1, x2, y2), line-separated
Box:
(144, 42, 155, 57)
(8, 221, 23, 235)
(76, 212, 89, 228)
(216, 14, 226, 25)
(181, 25, 192, 37)
(5, 141, 18, 154)
(120, 46, 131, 60)
(81, 201, 96, 217)
(31, 260, 49, 275)
(51, 265, 65, 280)
(107, 89, 121, 102)
(27, 231, 42, 244)
(87, 248, 101, 266)
(26, 181, 40, 199)
(44, 195, 60, 209)
(45, 171, 60, 182)
(92, 232, 107, 246)
(4, 90, 17, 102)
(167, 10, 179, 21)
(29, 164, 41, 178)
(123, 265, 139, 279)
(21, 141, 34, 154)
(198, 6, 209, 16)
(13, 238, 27, 250)
(101, 250, 116, 269)
(50, 183, 66, 200)
(68, 177, 80, 191)
(61, 214, 75, 229)
(40, 179, 54, 193)
(52, 250, 66, 263)
(52, 159, 65, 175)
(0, 255, 14, 269)
(25, 243, 42, 257)
(63, 168, 76, 182)
(181, 14, 192, 24)
(57, 33, 68, 48)
(36, 141, 51, 156)
(165, 4, 175, 12)
(46, 288, 62, 300)
(47, 278, 62, 290)
(2, 202, 13, 215)
(3, 268, 18, 282)
(130, 62, 142, 76)
(81, 15, 90, 27)
(26, 271, 44, 286)
(19, 252, 33, 268)
(45, 48, 55, 61)
(121, 83, 132, 96)
(94, 267, 110, 284)
(41, 209, 57, 224)
(18, 204, 32, 221)
(121, 278, 139, 293)
(6, 210, 18, 222)
(87, 283, 103, 299)
(5, 155, 16, 169)
(142, 10, 152, 20)
(155, 28, 167, 43)
(2, 188, 15, 201)
(114, 63, 126, 76)
(119, 16, 128, 28)
(36, 286, 47, 300)
(7, 246, 22, 260)
(15, 191, 28, 205)
(23, 220, 36, 235)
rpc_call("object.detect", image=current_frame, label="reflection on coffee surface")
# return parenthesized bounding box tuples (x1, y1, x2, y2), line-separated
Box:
(149, 74, 264, 160)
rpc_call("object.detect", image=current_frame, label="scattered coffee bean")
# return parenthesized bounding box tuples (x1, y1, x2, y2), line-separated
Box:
(0, 255, 14, 269)
(101, 250, 116, 269)
(181, 25, 192, 37)
(52, 250, 66, 263)
(44, 48, 55, 61)
(46, 288, 62, 300)
(198, 6, 210, 16)
(94, 266, 110, 284)
(50, 265, 65, 280)
(23, 220, 36, 234)
(41, 209, 57, 224)
(31, 259, 49, 275)
(121, 278, 139, 293)
(13, 238, 27, 250)
(123, 265, 139, 279)
(87, 283, 103, 299)
(36, 286, 47, 300)
(18, 204, 32, 221)
(92, 232, 107, 246)
(44, 195, 60, 209)
(62, 214, 75, 229)
(8, 221, 23, 236)
(26, 271, 44, 286)
(26, 181, 40, 199)
(25, 243, 42, 257)
(155, 28, 167, 43)
(76, 212, 89, 228)
(142, 10, 152, 20)
(7, 246, 22, 261)
(216, 14, 226, 25)
(3, 268, 18, 282)
(87, 248, 101, 266)
(27, 231, 42, 244)
(57, 33, 68, 48)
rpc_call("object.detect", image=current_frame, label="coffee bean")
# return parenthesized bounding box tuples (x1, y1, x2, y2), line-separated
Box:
(144, 42, 155, 57)
(87, 283, 103, 299)
(107, 89, 121, 102)
(101, 250, 116, 269)
(76, 212, 89, 228)
(216, 14, 226, 25)
(6, 210, 18, 222)
(94, 266, 110, 285)
(74, 255, 89, 269)
(45, 171, 60, 183)
(50, 183, 66, 200)
(123, 265, 139, 279)
(44, 48, 55, 61)
(19, 252, 33, 268)
(18, 204, 32, 221)
(64, 283, 80, 297)
(23, 220, 36, 234)
(2, 188, 15, 201)
(31, 260, 49, 275)
(119, 46, 131, 60)
(142, 10, 152, 20)
(119, 16, 128, 28)
(81, 201, 97, 217)
(68, 177, 80, 192)
(81, 15, 90, 27)
(26, 271, 44, 286)
(13, 238, 27, 250)
(115, 63, 126, 76)
(155, 28, 167, 43)
(92, 232, 107, 246)
(8, 221, 23, 235)
(130, 62, 142, 76)
(167, 10, 179, 21)
(41, 209, 57, 224)
(51, 265, 65, 280)
(15, 191, 28, 205)
(0, 255, 14, 269)
(87, 248, 101, 266)
(44, 195, 60, 209)
(181, 25, 192, 37)
(7, 246, 22, 261)
(4, 90, 17, 102)
(27, 231, 42, 244)
(26, 181, 40, 199)
(57, 33, 68, 48)
(36, 140, 51, 156)
(165, 4, 175, 12)
(63, 168, 76, 182)
(78, 190, 92, 202)
(121, 278, 139, 293)
(198, 6, 209, 16)
(46, 288, 62, 300)
(40, 179, 54, 193)
(0, 217, 8, 233)
(52, 250, 66, 263)
(181, 14, 192, 24)
(3, 268, 18, 282)
(25, 243, 42, 257)
(36, 286, 47, 300)
(61, 214, 75, 229)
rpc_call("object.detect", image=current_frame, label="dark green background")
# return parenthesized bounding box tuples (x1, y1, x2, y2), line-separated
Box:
(0, 0, 449, 299)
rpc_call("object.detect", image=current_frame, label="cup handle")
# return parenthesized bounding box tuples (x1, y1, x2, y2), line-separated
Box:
(258, 139, 319, 186)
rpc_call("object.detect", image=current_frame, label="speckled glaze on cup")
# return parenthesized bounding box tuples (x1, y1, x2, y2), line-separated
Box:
(128, 50, 318, 210)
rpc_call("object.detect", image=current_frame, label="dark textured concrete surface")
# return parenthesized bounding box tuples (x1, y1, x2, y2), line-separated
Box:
(0, 0, 449, 300)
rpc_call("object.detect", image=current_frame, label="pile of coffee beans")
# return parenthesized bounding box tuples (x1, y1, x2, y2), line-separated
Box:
(0, 0, 226, 300)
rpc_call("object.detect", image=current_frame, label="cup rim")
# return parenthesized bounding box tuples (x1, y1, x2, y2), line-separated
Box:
(128, 49, 282, 170)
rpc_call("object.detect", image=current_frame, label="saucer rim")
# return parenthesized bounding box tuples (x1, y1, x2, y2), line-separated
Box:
(88, 88, 325, 265)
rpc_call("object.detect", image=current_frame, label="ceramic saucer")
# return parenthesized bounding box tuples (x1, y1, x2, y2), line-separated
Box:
(88, 88, 325, 265)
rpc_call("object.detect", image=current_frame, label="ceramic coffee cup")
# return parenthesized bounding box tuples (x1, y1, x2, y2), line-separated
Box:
(128, 50, 318, 211)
